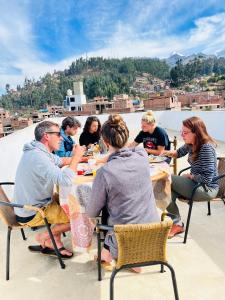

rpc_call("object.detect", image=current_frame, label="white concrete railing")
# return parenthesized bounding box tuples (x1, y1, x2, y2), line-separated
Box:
(0, 111, 224, 181)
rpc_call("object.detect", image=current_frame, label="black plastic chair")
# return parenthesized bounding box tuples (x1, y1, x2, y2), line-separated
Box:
(0, 182, 65, 280)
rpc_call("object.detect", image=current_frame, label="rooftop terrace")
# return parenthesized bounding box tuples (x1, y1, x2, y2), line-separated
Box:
(0, 112, 225, 300)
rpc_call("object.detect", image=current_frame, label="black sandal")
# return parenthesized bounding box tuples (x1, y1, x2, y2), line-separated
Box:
(28, 245, 43, 253)
(41, 246, 73, 259)
(28, 245, 55, 253)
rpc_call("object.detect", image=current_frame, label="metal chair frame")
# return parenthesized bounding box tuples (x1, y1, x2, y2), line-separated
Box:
(0, 182, 65, 280)
(169, 136, 178, 175)
(177, 163, 225, 243)
(96, 223, 179, 300)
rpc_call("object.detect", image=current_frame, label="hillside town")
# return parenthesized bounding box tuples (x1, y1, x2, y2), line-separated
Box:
(1, 74, 225, 138)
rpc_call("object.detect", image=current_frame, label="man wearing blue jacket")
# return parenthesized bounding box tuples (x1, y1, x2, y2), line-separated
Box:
(55, 116, 81, 157)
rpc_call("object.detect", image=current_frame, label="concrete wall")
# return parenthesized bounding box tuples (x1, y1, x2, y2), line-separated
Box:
(154, 111, 225, 142)
(0, 111, 224, 182)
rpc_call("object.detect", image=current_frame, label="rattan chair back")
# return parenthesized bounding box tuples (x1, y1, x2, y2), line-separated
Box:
(0, 186, 20, 227)
(114, 219, 173, 269)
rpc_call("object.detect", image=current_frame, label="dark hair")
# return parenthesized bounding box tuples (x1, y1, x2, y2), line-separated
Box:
(62, 117, 81, 131)
(183, 116, 216, 161)
(35, 121, 59, 141)
(83, 116, 101, 138)
(101, 114, 129, 149)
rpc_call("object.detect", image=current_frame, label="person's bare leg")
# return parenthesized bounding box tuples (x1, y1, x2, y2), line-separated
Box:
(36, 223, 72, 256)
(101, 247, 112, 263)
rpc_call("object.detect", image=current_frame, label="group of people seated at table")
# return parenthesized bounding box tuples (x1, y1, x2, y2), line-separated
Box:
(13, 111, 219, 263)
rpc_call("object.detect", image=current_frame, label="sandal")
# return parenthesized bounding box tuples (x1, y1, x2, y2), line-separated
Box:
(41, 246, 73, 259)
(28, 245, 56, 253)
(28, 245, 43, 252)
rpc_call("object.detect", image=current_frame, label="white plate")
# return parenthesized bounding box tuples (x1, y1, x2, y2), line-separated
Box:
(148, 156, 167, 163)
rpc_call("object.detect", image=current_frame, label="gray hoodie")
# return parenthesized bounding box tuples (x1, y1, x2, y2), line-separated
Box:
(87, 147, 159, 257)
(14, 141, 75, 217)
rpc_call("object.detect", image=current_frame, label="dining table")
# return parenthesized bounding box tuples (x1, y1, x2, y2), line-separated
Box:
(58, 160, 171, 253)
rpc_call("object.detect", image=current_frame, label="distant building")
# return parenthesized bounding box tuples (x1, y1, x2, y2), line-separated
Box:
(177, 92, 224, 110)
(0, 108, 10, 120)
(0, 120, 4, 138)
(82, 96, 113, 114)
(47, 105, 64, 115)
(64, 81, 87, 111)
(144, 91, 181, 111)
(0, 108, 34, 138)
(11, 117, 33, 130)
(31, 111, 51, 123)
(112, 94, 135, 113)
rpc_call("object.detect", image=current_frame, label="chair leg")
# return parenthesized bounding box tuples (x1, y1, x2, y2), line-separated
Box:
(43, 218, 65, 269)
(6, 227, 12, 280)
(20, 228, 27, 240)
(183, 200, 194, 244)
(110, 269, 119, 300)
(160, 264, 165, 273)
(97, 230, 102, 281)
(165, 263, 179, 300)
(207, 201, 211, 216)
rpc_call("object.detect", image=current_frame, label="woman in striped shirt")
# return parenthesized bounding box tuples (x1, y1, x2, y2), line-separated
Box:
(163, 116, 219, 238)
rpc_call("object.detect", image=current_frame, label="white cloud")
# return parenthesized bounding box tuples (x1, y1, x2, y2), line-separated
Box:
(1, 0, 225, 95)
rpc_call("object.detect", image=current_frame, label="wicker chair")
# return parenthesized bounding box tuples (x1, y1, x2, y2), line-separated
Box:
(178, 157, 225, 244)
(96, 218, 179, 300)
(169, 136, 178, 175)
(0, 182, 66, 280)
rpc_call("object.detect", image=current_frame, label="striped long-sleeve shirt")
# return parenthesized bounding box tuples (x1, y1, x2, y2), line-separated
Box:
(177, 143, 219, 189)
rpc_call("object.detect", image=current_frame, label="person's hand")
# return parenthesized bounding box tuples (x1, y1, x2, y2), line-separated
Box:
(80, 156, 90, 163)
(161, 150, 177, 158)
(161, 150, 172, 157)
(72, 145, 85, 160)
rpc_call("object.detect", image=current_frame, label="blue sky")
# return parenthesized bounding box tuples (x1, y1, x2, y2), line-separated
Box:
(0, 0, 225, 94)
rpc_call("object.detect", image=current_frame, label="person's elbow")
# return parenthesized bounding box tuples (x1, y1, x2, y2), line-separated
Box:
(56, 172, 74, 186)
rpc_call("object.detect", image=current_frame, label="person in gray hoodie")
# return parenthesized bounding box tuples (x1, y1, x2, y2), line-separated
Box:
(14, 120, 85, 258)
(86, 114, 159, 268)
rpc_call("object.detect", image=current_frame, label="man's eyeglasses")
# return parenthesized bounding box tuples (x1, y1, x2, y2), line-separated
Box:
(45, 131, 61, 137)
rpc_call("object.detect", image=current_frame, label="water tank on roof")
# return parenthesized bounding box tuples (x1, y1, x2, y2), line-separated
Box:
(67, 89, 72, 96)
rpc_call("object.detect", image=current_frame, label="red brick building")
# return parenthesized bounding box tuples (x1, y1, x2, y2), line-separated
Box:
(144, 93, 181, 111)
(11, 117, 33, 130)
(177, 92, 224, 109)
